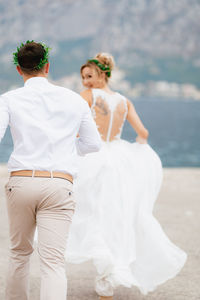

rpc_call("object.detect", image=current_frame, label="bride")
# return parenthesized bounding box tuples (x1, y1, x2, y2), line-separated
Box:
(66, 53, 187, 299)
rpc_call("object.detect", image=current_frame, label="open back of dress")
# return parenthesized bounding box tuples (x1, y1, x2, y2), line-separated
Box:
(91, 89, 128, 142)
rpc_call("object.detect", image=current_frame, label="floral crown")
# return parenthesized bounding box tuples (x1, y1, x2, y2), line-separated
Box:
(13, 40, 51, 70)
(88, 59, 111, 77)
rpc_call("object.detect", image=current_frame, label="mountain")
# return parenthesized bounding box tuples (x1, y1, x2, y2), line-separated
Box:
(0, 0, 200, 94)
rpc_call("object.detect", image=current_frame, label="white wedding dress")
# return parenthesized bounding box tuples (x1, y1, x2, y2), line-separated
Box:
(66, 88, 187, 295)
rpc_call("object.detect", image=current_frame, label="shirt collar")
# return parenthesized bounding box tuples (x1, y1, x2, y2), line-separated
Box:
(24, 77, 49, 87)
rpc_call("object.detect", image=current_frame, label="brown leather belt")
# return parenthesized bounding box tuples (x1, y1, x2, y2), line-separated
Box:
(10, 170, 73, 184)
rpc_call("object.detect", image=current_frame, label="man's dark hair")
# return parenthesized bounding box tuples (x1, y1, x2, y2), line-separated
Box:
(17, 42, 46, 75)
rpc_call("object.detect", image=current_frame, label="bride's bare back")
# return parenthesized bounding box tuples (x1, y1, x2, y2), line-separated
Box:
(90, 89, 127, 142)
(81, 88, 149, 143)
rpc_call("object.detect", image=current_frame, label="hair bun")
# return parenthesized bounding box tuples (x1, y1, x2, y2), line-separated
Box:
(95, 53, 115, 71)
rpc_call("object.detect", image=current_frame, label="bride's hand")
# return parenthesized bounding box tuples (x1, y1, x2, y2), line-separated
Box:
(136, 136, 148, 144)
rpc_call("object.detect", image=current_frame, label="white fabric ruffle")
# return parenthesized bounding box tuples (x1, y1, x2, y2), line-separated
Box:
(66, 140, 187, 295)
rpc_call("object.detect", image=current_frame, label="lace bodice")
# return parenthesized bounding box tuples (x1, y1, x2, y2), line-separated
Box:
(91, 89, 128, 142)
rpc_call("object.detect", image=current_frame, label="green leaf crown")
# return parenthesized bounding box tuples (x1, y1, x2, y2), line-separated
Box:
(13, 40, 51, 70)
(88, 59, 111, 77)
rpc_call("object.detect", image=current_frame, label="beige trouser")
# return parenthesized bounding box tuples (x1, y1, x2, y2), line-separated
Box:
(5, 176, 75, 300)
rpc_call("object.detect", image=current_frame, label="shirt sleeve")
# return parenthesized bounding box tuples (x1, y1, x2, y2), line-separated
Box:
(0, 96, 9, 143)
(76, 101, 102, 156)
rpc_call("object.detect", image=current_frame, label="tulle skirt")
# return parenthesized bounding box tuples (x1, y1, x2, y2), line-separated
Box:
(66, 139, 187, 295)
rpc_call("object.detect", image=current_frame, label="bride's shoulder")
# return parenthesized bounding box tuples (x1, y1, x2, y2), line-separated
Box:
(91, 88, 104, 96)
(80, 89, 93, 107)
(114, 91, 129, 106)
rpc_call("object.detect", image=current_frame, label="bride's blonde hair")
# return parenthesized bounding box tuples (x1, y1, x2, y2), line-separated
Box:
(81, 52, 115, 82)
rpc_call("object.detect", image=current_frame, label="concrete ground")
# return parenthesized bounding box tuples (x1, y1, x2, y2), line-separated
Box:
(0, 166, 199, 300)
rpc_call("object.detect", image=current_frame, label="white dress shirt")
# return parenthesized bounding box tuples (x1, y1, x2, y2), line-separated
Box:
(0, 77, 101, 178)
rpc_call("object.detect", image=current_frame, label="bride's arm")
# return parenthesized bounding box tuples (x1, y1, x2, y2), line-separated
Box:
(126, 99, 149, 144)
(80, 89, 93, 107)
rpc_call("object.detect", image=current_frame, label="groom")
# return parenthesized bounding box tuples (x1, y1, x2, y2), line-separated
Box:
(0, 40, 101, 300)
